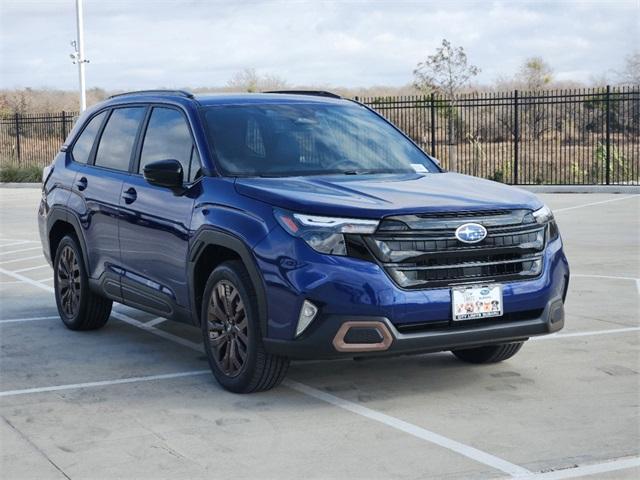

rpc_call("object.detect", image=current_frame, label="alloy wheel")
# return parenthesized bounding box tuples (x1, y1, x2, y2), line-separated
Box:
(206, 280, 249, 377)
(57, 245, 81, 317)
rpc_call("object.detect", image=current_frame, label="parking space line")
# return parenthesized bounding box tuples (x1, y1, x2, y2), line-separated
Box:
(146, 317, 168, 327)
(0, 238, 39, 243)
(519, 456, 640, 479)
(554, 195, 638, 213)
(532, 326, 640, 341)
(0, 246, 42, 255)
(12, 264, 49, 273)
(0, 316, 59, 324)
(0, 267, 54, 292)
(111, 311, 203, 351)
(0, 267, 202, 352)
(572, 273, 639, 282)
(35, 277, 53, 282)
(0, 370, 211, 398)
(284, 379, 532, 477)
(0, 255, 45, 265)
(0, 241, 29, 248)
(2, 263, 636, 479)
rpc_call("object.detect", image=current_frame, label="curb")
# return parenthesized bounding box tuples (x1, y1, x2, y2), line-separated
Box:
(0, 183, 42, 188)
(516, 185, 640, 194)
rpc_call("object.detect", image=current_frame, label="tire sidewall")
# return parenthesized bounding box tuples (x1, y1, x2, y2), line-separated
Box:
(53, 235, 90, 329)
(201, 262, 261, 392)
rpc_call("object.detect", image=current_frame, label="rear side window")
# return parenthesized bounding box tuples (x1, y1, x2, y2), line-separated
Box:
(139, 107, 200, 182)
(71, 111, 106, 164)
(94, 107, 145, 171)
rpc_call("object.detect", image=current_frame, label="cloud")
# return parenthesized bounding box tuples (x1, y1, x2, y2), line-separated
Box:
(0, 0, 637, 89)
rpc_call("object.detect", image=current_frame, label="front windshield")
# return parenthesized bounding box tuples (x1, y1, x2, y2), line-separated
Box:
(202, 103, 440, 177)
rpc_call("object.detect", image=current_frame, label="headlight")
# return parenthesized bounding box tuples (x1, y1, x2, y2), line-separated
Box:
(532, 204, 559, 240)
(532, 205, 553, 224)
(274, 209, 379, 256)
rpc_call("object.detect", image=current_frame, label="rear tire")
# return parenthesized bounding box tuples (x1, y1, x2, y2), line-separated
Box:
(201, 260, 289, 393)
(53, 235, 112, 330)
(451, 342, 524, 364)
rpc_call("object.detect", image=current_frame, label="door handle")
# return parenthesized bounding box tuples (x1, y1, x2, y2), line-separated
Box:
(122, 187, 137, 204)
(75, 176, 88, 191)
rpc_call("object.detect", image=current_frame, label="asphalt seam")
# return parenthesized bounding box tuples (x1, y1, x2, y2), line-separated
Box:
(1, 415, 72, 480)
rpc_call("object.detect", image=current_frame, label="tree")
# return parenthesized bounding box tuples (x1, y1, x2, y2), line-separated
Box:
(619, 51, 640, 85)
(517, 57, 553, 91)
(413, 39, 480, 170)
(227, 68, 289, 92)
(516, 57, 554, 140)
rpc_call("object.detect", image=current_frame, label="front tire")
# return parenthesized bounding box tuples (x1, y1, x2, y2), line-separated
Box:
(451, 342, 524, 364)
(53, 235, 112, 330)
(201, 260, 289, 393)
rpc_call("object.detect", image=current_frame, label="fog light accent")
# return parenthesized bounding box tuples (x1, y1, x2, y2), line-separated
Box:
(296, 300, 318, 337)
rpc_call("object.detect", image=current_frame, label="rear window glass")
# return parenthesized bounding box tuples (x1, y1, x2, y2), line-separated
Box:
(71, 111, 106, 164)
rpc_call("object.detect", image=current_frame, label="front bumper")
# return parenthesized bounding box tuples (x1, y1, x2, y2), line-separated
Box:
(264, 295, 565, 359)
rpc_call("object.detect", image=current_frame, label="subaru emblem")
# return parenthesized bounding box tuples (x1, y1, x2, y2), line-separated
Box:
(455, 223, 487, 244)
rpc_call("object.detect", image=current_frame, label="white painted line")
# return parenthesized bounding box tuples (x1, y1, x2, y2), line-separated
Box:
(284, 380, 532, 477)
(0, 316, 59, 324)
(35, 277, 53, 282)
(0, 370, 211, 398)
(111, 311, 203, 352)
(146, 317, 167, 327)
(12, 264, 50, 273)
(637, 279, 640, 296)
(554, 195, 638, 213)
(532, 327, 640, 341)
(521, 456, 640, 479)
(572, 273, 639, 282)
(7, 263, 632, 479)
(0, 267, 202, 352)
(0, 246, 41, 255)
(0, 241, 28, 248)
(0, 239, 39, 243)
(0, 255, 45, 265)
(0, 267, 54, 293)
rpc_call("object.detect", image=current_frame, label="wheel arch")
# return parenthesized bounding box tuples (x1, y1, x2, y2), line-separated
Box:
(47, 207, 90, 275)
(189, 228, 269, 335)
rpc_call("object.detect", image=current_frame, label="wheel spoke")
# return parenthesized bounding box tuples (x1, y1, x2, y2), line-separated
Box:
(206, 280, 249, 377)
(56, 245, 81, 318)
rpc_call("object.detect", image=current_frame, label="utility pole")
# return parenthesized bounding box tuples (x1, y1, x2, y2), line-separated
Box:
(71, 0, 89, 112)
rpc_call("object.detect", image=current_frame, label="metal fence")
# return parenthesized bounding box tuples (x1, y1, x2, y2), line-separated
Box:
(0, 111, 77, 169)
(1, 86, 639, 184)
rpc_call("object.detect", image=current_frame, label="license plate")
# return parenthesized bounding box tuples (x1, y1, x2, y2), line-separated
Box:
(452, 284, 503, 321)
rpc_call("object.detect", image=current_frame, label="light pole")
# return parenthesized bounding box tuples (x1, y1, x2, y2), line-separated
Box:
(71, 0, 89, 112)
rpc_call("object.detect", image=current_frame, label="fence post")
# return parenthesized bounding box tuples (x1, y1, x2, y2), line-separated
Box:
(605, 85, 611, 185)
(14, 112, 21, 164)
(62, 111, 68, 140)
(430, 93, 436, 156)
(513, 90, 519, 185)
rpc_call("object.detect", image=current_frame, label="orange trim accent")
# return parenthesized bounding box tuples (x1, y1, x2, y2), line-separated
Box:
(332, 321, 394, 353)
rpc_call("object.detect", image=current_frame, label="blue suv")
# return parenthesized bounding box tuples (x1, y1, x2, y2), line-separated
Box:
(38, 90, 569, 393)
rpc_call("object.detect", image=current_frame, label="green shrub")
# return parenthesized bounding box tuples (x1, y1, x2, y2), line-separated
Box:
(0, 165, 43, 183)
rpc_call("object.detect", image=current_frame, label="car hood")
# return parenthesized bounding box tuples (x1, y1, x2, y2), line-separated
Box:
(235, 172, 543, 218)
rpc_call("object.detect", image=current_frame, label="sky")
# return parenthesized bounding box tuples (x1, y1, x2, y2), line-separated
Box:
(0, 0, 638, 90)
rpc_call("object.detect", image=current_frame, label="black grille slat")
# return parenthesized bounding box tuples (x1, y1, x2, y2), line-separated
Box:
(367, 209, 545, 289)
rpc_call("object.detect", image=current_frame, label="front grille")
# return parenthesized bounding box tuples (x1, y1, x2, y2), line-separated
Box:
(364, 209, 545, 289)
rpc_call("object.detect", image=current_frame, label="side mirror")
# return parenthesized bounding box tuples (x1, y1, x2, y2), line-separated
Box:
(143, 159, 183, 190)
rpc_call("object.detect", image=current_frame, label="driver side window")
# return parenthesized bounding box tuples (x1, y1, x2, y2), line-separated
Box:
(139, 107, 201, 182)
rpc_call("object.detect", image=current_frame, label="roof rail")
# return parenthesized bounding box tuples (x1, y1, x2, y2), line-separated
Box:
(264, 90, 342, 99)
(108, 89, 194, 99)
